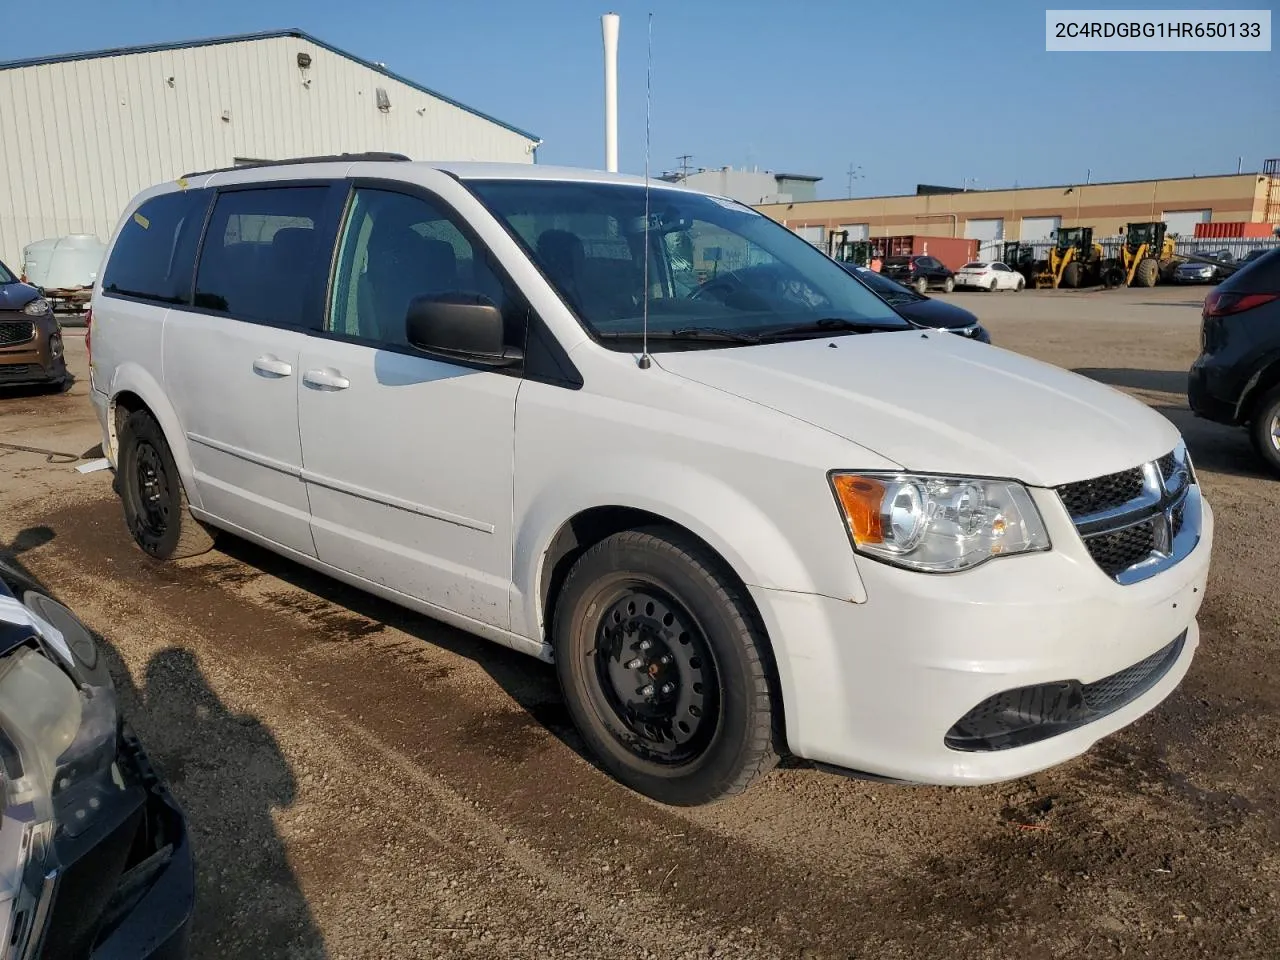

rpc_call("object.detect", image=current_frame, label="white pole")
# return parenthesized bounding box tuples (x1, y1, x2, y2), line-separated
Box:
(602, 13, 620, 173)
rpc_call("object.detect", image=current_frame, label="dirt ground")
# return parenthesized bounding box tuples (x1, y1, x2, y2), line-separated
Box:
(2, 285, 1277, 960)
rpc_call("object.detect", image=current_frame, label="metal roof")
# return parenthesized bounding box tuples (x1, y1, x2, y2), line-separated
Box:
(0, 28, 540, 142)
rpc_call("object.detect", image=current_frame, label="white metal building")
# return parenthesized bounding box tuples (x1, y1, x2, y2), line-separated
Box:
(0, 29, 540, 267)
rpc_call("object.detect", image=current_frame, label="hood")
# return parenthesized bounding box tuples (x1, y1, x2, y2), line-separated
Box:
(892, 296, 979, 330)
(0, 279, 40, 312)
(654, 331, 1179, 487)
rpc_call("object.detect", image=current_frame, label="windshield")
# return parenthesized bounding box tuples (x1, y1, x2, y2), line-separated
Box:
(843, 264, 920, 302)
(0, 260, 15, 284)
(467, 180, 907, 349)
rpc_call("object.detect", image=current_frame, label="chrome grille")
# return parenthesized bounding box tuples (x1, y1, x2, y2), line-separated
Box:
(0, 320, 36, 347)
(1086, 521, 1157, 578)
(1059, 446, 1200, 584)
(1057, 467, 1144, 519)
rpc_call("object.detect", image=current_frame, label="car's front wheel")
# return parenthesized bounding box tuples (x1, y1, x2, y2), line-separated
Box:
(117, 410, 215, 560)
(1249, 386, 1280, 478)
(553, 527, 779, 805)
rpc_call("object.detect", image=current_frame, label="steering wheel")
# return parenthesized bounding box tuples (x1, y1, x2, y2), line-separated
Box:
(688, 271, 745, 303)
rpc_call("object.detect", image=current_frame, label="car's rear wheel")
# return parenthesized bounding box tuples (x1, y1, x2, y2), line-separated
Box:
(118, 410, 215, 560)
(1015, 277, 1025, 291)
(1249, 387, 1280, 478)
(988, 277, 999, 292)
(553, 527, 779, 805)
(942, 277, 955, 293)
(914, 275, 929, 295)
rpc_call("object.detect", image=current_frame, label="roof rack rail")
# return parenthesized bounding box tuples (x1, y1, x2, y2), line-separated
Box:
(182, 152, 411, 178)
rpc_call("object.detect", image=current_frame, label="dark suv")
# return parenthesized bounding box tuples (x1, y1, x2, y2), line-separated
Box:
(1187, 247, 1280, 475)
(880, 255, 955, 295)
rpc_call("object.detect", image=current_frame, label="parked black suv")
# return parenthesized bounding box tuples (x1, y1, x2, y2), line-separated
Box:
(1188, 247, 1280, 476)
(880, 255, 955, 295)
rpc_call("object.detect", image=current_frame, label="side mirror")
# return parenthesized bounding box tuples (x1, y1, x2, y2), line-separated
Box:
(404, 294, 522, 367)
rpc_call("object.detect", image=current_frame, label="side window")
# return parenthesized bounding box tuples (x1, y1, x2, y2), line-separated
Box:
(194, 187, 329, 327)
(328, 188, 515, 348)
(102, 189, 211, 303)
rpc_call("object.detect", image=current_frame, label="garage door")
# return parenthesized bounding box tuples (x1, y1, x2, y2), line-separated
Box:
(794, 225, 825, 246)
(1020, 216, 1060, 242)
(837, 223, 869, 241)
(965, 218, 1004, 261)
(1162, 209, 1211, 238)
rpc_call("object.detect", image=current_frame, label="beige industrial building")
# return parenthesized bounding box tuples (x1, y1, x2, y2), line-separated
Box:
(758, 171, 1280, 249)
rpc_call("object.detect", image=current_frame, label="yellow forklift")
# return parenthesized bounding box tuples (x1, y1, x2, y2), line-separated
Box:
(1034, 227, 1103, 288)
(1106, 221, 1178, 287)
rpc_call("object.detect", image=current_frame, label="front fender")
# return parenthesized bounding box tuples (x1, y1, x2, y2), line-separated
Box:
(107, 361, 201, 511)
(511, 455, 868, 644)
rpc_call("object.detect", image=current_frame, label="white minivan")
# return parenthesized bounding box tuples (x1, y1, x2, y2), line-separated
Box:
(88, 155, 1212, 805)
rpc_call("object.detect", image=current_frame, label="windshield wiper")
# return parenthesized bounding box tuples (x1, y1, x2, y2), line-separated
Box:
(597, 327, 762, 344)
(756, 318, 902, 341)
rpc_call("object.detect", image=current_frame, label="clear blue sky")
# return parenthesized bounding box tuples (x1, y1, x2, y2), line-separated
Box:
(3, 0, 1275, 199)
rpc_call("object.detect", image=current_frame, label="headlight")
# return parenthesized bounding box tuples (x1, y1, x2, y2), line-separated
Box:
(21, 297, 51, 317)
(830, 473, 1051, 572)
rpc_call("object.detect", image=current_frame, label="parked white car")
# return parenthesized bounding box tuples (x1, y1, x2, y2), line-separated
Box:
(955, 261, 1025, 291)
(87, 157, 1212, 805)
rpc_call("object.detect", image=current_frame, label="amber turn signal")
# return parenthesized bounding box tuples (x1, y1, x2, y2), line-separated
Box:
(831, 475, 886, 545)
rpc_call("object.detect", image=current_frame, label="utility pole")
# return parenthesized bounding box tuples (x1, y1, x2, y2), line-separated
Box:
(677, 154, 694, 179)
(846, 163, 863, 198)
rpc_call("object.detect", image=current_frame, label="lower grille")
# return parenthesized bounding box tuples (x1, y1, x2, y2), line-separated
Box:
(0, 364, 37, 381)
(944, 632, 1186, 752)
(0, 320, 36, 346)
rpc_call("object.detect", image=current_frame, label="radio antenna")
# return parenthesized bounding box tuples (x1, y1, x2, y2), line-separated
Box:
(638, 12, 654, 370)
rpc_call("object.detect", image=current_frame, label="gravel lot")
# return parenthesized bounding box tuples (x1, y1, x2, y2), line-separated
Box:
(2, 285, 1276, 960)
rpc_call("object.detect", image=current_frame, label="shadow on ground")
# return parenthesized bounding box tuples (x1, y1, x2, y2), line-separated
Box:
(0, 527, 327, 960)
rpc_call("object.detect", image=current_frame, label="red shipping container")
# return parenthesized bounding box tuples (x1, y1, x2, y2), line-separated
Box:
(869, 235, 979, 270)
(1193, 221, 1276, 239)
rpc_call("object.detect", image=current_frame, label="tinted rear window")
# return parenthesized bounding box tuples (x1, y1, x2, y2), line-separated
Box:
(961, 262, 987, 269)
(194, 187, 330, 327)
(102, 189, 211, 304)
(1223, 248, 1280, 292)
(884, 257, 910, 265)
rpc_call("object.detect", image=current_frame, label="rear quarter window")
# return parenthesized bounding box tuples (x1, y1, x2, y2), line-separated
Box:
(102, 189, 211, 303)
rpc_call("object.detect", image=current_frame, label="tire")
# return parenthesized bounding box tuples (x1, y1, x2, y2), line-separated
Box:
(1135, 258, 1159, 288)
(1015, 277, 1025, 291)
(1248, 386, 1280, 478)
(552, 527, 779, 805)
(988, 278, 998, 292)
(914, 275, 929, 295)
(117, 410, 215, 560)
(1061, 262, 1081, 289)
(942, 276, 955, 293)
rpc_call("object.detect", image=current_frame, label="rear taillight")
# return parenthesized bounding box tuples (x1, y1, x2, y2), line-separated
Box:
(84, 307, 93, 367)
(1204, 291, 1278, 318)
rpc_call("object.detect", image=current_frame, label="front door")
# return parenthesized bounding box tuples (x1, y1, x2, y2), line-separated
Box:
(297, 184, 522, 628)
(165, 183, 341, 555)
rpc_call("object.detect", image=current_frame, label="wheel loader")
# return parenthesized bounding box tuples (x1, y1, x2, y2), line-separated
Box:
(1104, 222, 1178, 288)
(1034, 227, 1103, 289)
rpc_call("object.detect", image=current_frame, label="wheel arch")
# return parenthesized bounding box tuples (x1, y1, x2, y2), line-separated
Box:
(534, 503, 789, 752)
(105, 362, 200, 509)
(1239, 355, 1280, 424)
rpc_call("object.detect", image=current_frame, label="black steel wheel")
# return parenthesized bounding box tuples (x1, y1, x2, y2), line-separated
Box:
(118, 410, 214, 560)
(588, 585, 720, 765)
(554, 527, 779, 805)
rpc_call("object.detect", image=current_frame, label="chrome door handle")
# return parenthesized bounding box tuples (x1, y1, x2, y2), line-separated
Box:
(252, 355, 293, 378)
(302, 368, 350, 391)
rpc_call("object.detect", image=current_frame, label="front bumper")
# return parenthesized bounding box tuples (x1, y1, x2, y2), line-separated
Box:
(0, 317, 66, 386)
(753, 487, 1213, 785)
